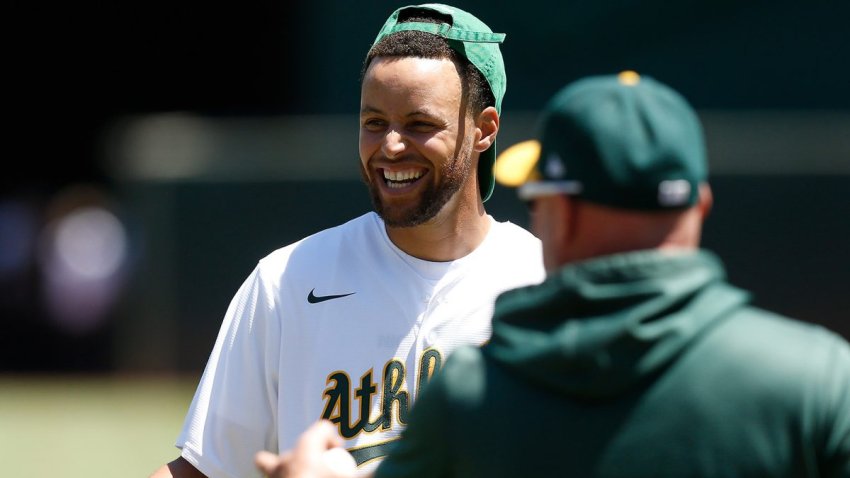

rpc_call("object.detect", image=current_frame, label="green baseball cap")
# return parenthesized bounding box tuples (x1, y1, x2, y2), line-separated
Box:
(495, 71, 707, 210)
(372, 3, 507, 202)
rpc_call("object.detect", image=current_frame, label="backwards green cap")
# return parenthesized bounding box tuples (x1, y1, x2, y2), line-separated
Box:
(372, 3, 507, 202)
(495, 72, 707, 210)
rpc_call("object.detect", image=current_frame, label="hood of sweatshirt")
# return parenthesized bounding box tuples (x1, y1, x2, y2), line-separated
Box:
(485, 250, 750, 400)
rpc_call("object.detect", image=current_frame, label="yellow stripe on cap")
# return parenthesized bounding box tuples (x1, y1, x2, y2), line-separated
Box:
(494, 139, 542, 187)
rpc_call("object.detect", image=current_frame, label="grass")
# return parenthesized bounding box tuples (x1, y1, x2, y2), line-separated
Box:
(0, 375, 199, 478)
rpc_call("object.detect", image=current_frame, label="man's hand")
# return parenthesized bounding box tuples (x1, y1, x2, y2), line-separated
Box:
(255, 420, 359, 478)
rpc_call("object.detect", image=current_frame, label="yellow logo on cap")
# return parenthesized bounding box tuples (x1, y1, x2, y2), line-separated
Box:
(494, 140, 542, 186)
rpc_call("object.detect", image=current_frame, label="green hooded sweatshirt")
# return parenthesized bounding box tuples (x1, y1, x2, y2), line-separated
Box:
(375, 250, 850, 478)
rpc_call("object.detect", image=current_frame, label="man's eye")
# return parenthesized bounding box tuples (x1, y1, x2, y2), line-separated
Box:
(410, 122, 437, 132)
(363, 119, 386, 130)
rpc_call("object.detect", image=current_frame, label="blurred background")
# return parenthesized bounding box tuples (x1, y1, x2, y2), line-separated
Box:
(3, 0, 848, 476)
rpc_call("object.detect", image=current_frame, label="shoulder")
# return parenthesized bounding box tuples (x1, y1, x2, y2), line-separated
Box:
(486, 219, 543, 260)
(489, 219, 540, 245)
(704, 307, 850, 396)
(720, 310, 850, 460)
(255, 212, 378, 274)
(717, 307, 849, 363)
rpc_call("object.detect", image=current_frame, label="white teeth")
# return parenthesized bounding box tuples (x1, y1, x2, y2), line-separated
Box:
(383, 169, 423, 185)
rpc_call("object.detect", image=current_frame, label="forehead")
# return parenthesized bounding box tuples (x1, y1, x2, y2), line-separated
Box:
(361, 56, 462, 115)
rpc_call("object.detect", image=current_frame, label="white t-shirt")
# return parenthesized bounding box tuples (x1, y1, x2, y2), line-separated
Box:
(176, 212, 545, 478)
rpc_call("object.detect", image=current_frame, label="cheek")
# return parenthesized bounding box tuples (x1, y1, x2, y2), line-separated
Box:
(359, 131, 378, 165)
(421, 130, 460, 158)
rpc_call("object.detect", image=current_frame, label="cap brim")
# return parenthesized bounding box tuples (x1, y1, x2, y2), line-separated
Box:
(517, 180, 583, 201)
(496, 139, 583, 201)
(494, 139, 541, 187)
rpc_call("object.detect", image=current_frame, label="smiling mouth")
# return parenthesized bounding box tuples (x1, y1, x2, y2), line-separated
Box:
(382, 168, 425, 189)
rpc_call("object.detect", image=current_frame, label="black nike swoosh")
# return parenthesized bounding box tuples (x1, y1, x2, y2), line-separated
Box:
(307, 288, 355, 304)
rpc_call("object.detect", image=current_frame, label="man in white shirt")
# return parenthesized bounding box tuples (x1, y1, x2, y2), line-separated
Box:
(149, 4, 544, 478)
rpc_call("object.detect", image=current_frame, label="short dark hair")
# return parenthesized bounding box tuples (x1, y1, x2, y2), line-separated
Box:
(362, 9, 494, 116)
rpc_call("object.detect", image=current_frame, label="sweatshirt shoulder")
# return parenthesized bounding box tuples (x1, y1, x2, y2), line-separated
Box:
(721, 307, 849, 358)
(706, 307, 850, 390)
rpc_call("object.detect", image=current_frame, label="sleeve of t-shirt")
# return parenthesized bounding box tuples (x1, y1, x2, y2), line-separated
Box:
(175, 264, 282, 478)
(373, 362, 453, 478)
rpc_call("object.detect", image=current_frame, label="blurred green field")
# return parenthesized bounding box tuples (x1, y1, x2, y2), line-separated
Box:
(0, 375, 199, 478)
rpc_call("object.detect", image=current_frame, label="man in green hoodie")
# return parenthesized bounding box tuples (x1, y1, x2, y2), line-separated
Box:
(256, 72, 850, 477)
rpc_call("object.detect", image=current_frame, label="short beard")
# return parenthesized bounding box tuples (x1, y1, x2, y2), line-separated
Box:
(362, 145, 474, 228)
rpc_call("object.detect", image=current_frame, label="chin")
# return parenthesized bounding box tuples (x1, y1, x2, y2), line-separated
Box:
(377, 205, 429, 228)
(369, 176, 458, 228)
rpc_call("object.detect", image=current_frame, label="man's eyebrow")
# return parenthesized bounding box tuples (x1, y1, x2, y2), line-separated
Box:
(406, 109, 440, 118)
(360, 106, 383, 115)
(360, 106, 442, 119)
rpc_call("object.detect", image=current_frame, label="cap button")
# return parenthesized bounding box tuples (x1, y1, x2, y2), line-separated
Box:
(618, 70, 640, 86)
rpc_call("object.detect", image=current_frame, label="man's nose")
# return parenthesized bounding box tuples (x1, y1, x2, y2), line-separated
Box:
(382, 130, 406, 159)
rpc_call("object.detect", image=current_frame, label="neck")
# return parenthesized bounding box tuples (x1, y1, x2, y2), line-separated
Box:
(564, 203, 703, 264)
(385, 194, 490, 262)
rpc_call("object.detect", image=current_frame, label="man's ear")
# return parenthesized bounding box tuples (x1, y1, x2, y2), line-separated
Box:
(698, 183, 713, 219)
(473, 106, 499, 153)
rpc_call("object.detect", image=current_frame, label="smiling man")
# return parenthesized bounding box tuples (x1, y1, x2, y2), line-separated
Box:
(149, 5, 544, 478)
